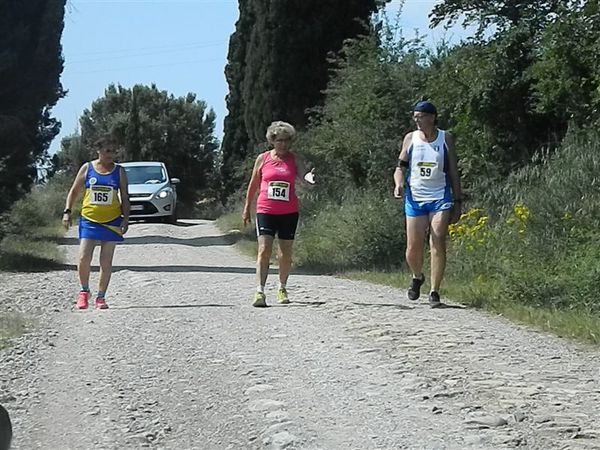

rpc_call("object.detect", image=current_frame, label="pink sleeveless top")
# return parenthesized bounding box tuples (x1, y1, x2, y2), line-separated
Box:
(256, 151, 299, 215)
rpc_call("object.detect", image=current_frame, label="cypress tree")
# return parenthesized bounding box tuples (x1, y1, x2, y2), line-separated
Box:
(0, 0, 66, 213)
(221, 0, 382, 196)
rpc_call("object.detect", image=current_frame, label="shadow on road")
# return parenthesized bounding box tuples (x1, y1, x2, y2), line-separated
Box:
(54, 234, 239, 247)
(433, 303, 466, 310)
(350, 302, 413, 310)
(283, 301, 326, 307)
(111, 303, 236, 310)
(120, 235, 236, 247)
(169, 221, 205, 228)
(59, 264, 321, 276)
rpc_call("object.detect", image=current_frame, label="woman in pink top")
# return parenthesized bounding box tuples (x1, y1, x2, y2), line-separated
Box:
(242, 121, 315, 307)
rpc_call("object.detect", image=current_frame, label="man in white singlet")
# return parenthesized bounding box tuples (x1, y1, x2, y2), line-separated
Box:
(393, 101, 462, 307)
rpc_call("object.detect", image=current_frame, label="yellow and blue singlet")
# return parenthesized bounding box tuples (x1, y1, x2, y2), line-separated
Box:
(79, 162, 124, 242)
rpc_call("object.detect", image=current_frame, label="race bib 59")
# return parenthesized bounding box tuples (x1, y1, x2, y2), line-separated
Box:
(417, 162, 437, 179)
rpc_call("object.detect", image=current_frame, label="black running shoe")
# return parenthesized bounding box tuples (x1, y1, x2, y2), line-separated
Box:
(429, 291, 442, 308)
(407, 274, 425, 300)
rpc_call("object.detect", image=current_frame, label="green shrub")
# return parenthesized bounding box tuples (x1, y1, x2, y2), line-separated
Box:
(447, 130, 600, 314)
(295, 190, 406, 271)
(0, 174, 68, 271)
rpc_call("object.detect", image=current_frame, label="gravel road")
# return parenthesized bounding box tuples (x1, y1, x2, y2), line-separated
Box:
(1, 220, 599, 449)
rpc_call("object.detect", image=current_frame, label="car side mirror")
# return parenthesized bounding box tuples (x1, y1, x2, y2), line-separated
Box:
(170, 178, 180, 185)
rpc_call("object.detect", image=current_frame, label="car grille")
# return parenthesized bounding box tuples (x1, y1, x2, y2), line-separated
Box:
(130, 201, 158, 215)
(129, 193, 151, 198)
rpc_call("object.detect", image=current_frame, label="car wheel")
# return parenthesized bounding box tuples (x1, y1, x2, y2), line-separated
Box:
(166, 208, 177, 224)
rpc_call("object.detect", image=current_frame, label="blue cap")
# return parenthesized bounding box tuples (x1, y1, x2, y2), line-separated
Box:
(414, 101, 437, 115)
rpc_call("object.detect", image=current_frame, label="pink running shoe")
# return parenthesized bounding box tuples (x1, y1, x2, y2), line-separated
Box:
(94, 297, 108, 310)
(76, 291, 90, 310)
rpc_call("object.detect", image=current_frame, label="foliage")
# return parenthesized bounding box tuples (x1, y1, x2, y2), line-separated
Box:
(52, 134, 89, 176)
(294, 27, 427, 197)
(220, 0, 385, 196)
(0, 0, 66, 214)
(54, 84, 219, 206)
(294, 190, 406, 271)
(447, 130, 600, 314)
(0, 174, 68, 271)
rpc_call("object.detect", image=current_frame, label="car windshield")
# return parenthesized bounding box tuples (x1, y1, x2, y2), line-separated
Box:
(124, 166, 167, 184)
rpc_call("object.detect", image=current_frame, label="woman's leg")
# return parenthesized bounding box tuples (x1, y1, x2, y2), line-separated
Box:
(256, 235, 274, 289)
(277, 239, 293, 286)
(253, 235, 274, 307)
(78, 239, 96, 288)
(75, 239, 96, 309)
(276, 239, 293, 303)
(97, 242, 117, 306)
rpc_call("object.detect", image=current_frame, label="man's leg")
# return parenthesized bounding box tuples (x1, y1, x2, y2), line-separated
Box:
(405, 215, 429, 300)
(406, 215, 429, 277)
(429, 210, 451, 305)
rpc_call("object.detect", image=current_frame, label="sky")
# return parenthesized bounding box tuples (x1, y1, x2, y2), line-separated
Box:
(52, 0, 471, 155)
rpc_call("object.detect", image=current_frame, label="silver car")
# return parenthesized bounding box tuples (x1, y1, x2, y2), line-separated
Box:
(120, 161, 180, 223)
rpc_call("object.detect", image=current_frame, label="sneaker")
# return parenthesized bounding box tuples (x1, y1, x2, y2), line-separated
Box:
(253, 292, 267, 308)
(277, 288, 290, 304)
(429, 291, 442, 308)
(407, 274, 425, 300)
(94, 297, 109, 310)
(76, 291, 90, 310)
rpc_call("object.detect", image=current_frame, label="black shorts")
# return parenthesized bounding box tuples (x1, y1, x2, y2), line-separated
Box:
(256, 213, 299, 240)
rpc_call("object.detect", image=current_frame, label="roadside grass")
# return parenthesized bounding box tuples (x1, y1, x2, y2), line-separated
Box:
(0, 176, 69, 272)
(346, 271, 600, 345)
(216, 212, 257, 258)
(0, 226, 65, 271)
(0, 177, 68, 350)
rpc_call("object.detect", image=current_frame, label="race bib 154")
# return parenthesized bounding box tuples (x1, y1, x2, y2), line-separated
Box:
(267, 181, 290, 201)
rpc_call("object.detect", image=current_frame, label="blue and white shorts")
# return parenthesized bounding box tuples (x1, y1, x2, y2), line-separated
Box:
(405, 197, 453, 217)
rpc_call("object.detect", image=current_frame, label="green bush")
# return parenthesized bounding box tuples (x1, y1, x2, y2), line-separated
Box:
(0, 174, 68, 271)
(447, 130, 600, 314)
(1, 173, 69, 237)
(295, 190, 406, 271)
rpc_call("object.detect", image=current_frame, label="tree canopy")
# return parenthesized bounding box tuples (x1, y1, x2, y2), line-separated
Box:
(56, 84, 219, 206)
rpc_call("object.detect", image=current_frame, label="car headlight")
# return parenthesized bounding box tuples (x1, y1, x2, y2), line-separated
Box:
(157, 189, 171, 199)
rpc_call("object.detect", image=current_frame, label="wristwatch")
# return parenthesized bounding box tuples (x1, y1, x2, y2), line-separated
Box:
(63, 208, 72, 214)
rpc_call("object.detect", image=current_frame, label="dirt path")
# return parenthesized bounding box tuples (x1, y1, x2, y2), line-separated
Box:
(1, 220, 600, 449)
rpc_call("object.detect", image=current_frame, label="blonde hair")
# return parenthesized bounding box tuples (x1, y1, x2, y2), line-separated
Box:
(266, 121, 296, 144)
